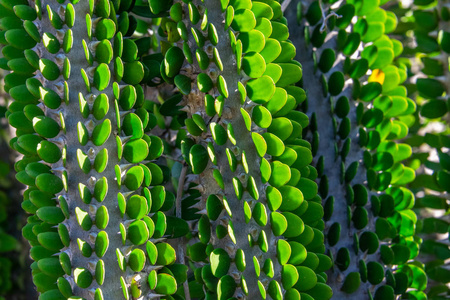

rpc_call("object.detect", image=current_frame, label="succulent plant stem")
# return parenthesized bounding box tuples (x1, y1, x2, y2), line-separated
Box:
(176, 164, 190, 300)
(189, 0, 280, 295)
(54, 1, 122, 298)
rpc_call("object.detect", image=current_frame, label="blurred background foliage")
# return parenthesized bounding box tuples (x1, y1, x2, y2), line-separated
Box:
(396, 0, 450, 297)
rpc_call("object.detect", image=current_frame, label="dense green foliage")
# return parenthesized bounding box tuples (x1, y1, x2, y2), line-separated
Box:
(292, 0, 425, 298)
(0, 0, 448, 299)
(0, 69, 34, 300)
(396, 1, 450, 298)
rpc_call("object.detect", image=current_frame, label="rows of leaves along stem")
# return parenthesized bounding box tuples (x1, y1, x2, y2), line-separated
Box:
(395, 0, 450, 298)
(0, 65, 14, 297)
(1, 0, 190, 298)
(0, 66, 31, 299)
(148, 0, 334, 299)
(295, 0, 425, 298)
(0, 1, 71, 298)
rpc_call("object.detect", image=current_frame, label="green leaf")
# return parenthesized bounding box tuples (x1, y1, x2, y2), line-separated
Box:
(318, 48, 336, 73)
(122, 61, 144, 85)
(123, 139, 149, 163)
(294, 266, 317, 291)
(304, 282, 333, 300)
(269, 161, 291, 187)
(210, 248, 231, 278)
(374, 286, 394, 300)
(174, 74, 191, 95)
(277, 63, 302, 87)
(197, 73, 213, 92)
(231, 9, 256, 32)
(242, 52, 266, 78)
(252, 132, 267, 157)
(260, 38, 282, 63)
(36, 207, 65, 224)
(129, 249, 146, 272)
(281, 264, 299, 289)
(360, 82, 382, 102)
(217, 275, 237, 300)
(94, 231, 109, 258)
(95, 18, 116, 40)
(247, 76, 275, 103)
(278, 186, 303, 211)
(164, 46, 184, 78)
(270, 212, 287, 236)
(33, 116, 60, 138)
(128, 220, 149, 245)
(367, 261, 384, 285)
(189, 144, 208, 174)
(238, 29, 266, 52)
(39, 58, 60, 81)
(270, 21, 289, 41)
(93, 63, 110, 91)
(126, 194, 147, 219)
(282, 212, 304, 237)
(420, 100, 448, 119)
(154, 273, 176, 295)
(252, 105, 272, 128)
(36, 173, 63, 194)
(276, 239, 291, 265)
(73, 268, 93, 289)
(5, 28, 37, 50)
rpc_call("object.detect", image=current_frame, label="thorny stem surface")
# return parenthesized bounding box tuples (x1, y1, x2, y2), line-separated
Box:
(176, 165, 190, 300)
